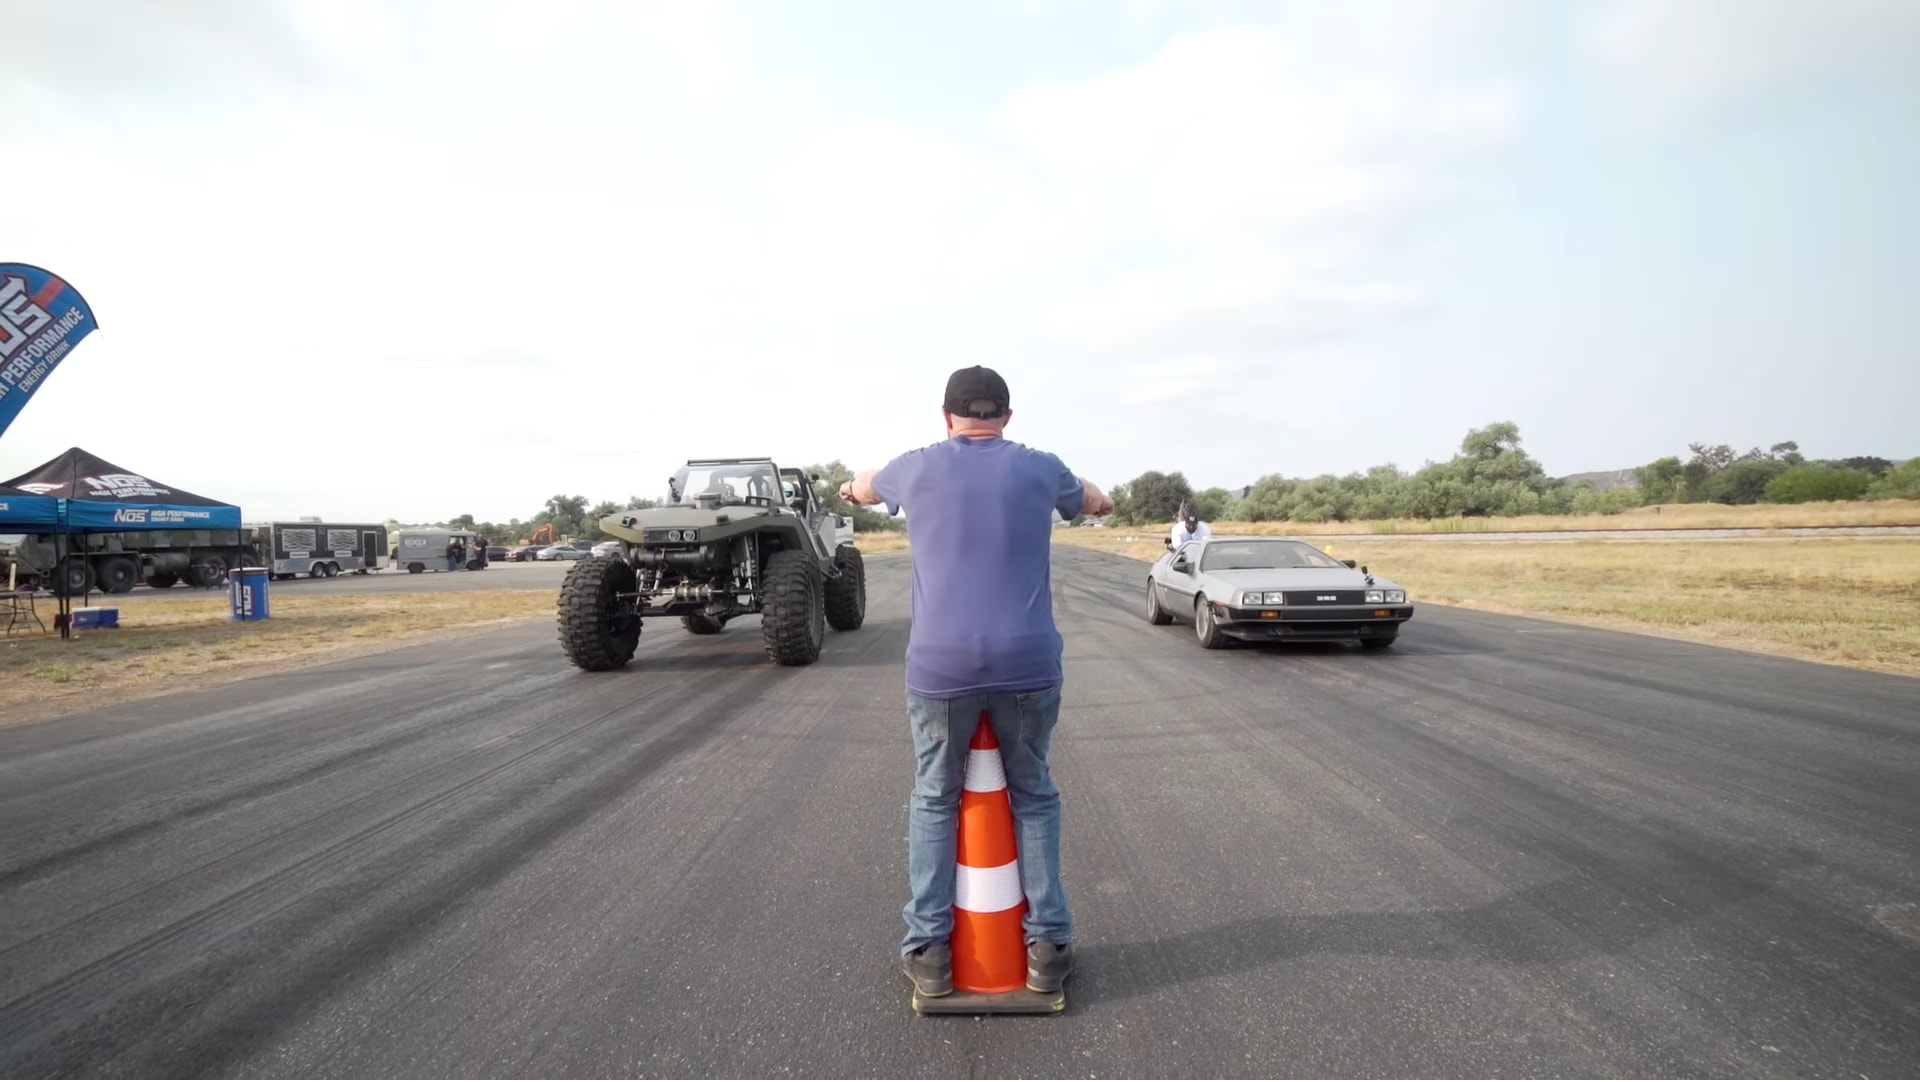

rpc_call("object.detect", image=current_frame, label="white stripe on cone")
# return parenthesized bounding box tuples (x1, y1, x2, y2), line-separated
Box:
(955, 858, 1023, 912)
(963, 747, 1006, 792)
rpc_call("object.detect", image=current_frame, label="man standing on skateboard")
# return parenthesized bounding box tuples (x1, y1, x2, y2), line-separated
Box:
(840, 365, 1114, 999)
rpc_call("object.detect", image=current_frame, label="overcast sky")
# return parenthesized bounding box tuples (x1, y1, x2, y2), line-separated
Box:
(3, 0, 1916, 524)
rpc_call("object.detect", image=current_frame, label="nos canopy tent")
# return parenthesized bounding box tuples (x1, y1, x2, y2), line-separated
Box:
(2, 448, 243, 625)
(3, 446, 241, 532)
(0, 482, 58, 592)
(0, 481, 59, 531)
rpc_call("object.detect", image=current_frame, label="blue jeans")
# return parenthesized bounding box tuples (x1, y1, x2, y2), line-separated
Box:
(902, 684, 1072, 955)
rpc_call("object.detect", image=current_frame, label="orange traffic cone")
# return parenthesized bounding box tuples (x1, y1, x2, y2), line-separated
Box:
(950, 711, 1027, 994)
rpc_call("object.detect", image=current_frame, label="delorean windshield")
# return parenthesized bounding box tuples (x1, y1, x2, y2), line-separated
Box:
(1199, 539, 1347, 571)
(668, 463, 782, 506)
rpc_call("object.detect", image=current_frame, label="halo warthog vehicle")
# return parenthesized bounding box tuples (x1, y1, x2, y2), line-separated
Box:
(556, 457, 867, 671)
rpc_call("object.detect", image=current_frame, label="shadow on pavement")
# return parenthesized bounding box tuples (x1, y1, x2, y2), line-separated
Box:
(1065, 836, 1824, 1012)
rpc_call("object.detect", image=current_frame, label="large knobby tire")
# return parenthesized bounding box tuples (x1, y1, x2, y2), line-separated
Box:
(824, 543, 866, 631)
(558, 555, 641, 671)
(761, 548, 825, 666)
(682, 613, 727, 634)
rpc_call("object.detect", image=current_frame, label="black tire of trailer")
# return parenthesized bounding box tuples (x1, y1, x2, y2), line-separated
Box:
(146, 570, 179, 589)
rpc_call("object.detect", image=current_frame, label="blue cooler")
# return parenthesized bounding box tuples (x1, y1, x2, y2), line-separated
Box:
(229, 566, 271, 621)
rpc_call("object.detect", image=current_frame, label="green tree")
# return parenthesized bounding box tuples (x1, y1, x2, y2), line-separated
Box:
(805, 460, 903, 532)
(1111, 470, 1192, 526)
(1839, 456, 1894, 477)
(1700, 458, 1788, 504)
(1867, 459, 1920, 499)
(1763, 464, 1871, 504)
(1634, 456, 1685, 505)
(537, 494, 590, 538)
(1682, 442, 1737, 500)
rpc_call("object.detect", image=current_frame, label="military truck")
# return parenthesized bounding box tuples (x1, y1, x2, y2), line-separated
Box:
(556, 457, 866, 670)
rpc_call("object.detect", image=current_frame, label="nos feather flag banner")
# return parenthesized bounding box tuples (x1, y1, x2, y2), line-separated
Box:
(0, 262, 100, 441)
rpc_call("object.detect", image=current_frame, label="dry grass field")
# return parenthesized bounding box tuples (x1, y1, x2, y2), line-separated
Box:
(3, 591, 551, 726)
(1052, 529, 1920, 677)
(1138, 498, 1920, 536)
(852, 531, 911, 553)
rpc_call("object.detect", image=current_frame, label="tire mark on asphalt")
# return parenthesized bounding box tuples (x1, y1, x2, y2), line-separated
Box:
(169, 668, 790, 1077)
(0, 666, 728, 1061)
(0, 672, 562, 892)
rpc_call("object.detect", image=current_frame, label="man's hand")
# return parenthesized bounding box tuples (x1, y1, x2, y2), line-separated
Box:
(839, 470, 880, 505)
(1080, 477, 1114, 517)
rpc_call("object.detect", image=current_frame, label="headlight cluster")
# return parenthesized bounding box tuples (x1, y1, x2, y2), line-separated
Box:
(665, 528, 698, 542)
(1366, 589, 1407, 604)
(1240, 590, 1285, 605)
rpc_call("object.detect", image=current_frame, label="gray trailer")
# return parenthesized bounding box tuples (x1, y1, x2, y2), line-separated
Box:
(246, 520, 389, 580)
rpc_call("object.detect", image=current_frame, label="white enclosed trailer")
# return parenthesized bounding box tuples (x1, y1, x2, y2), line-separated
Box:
(246, 519, 389, 580)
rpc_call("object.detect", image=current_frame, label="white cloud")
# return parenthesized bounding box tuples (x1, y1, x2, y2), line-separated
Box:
(1579, 0, 1920, 133)
(0, 5, 1537, 521)
(996, 25, 1521, 373)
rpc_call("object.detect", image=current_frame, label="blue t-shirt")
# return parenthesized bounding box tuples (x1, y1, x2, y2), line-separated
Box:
(870, 435, 1087, 698)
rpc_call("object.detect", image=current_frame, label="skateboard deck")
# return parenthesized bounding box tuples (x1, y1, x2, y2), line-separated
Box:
(912, 985, 1066, 1015)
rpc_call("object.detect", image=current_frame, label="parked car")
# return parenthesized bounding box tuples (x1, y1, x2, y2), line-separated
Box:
(538, 540, 596, 561)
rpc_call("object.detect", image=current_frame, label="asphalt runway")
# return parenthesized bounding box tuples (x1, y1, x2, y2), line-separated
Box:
(2, 546, 1917, 1077)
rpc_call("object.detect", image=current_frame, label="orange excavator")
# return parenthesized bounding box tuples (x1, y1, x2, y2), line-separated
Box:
(525, 524, 557, 546)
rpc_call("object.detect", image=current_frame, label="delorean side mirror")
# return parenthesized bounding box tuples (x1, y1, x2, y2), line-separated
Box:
(1341, 558, 1357, 568)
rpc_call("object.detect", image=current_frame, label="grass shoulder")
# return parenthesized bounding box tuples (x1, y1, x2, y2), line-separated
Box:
(2, 590, 552, 728)
(1054, 530, 1920, 678)
(1088, 498, 1920, 537)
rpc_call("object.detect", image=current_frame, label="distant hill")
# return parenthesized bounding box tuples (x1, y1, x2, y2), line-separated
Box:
(1559, 468, 1639, 491)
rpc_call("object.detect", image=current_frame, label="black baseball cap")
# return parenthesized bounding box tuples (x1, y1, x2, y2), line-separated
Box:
(944, 365, 1010, 418)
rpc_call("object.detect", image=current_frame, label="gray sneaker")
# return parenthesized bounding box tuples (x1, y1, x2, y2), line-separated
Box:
(1026, 939, 1073, 993)
(901, 942, 952, 997)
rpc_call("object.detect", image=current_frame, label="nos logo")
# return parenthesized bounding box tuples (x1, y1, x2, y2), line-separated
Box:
(114, 508, 149, 524)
